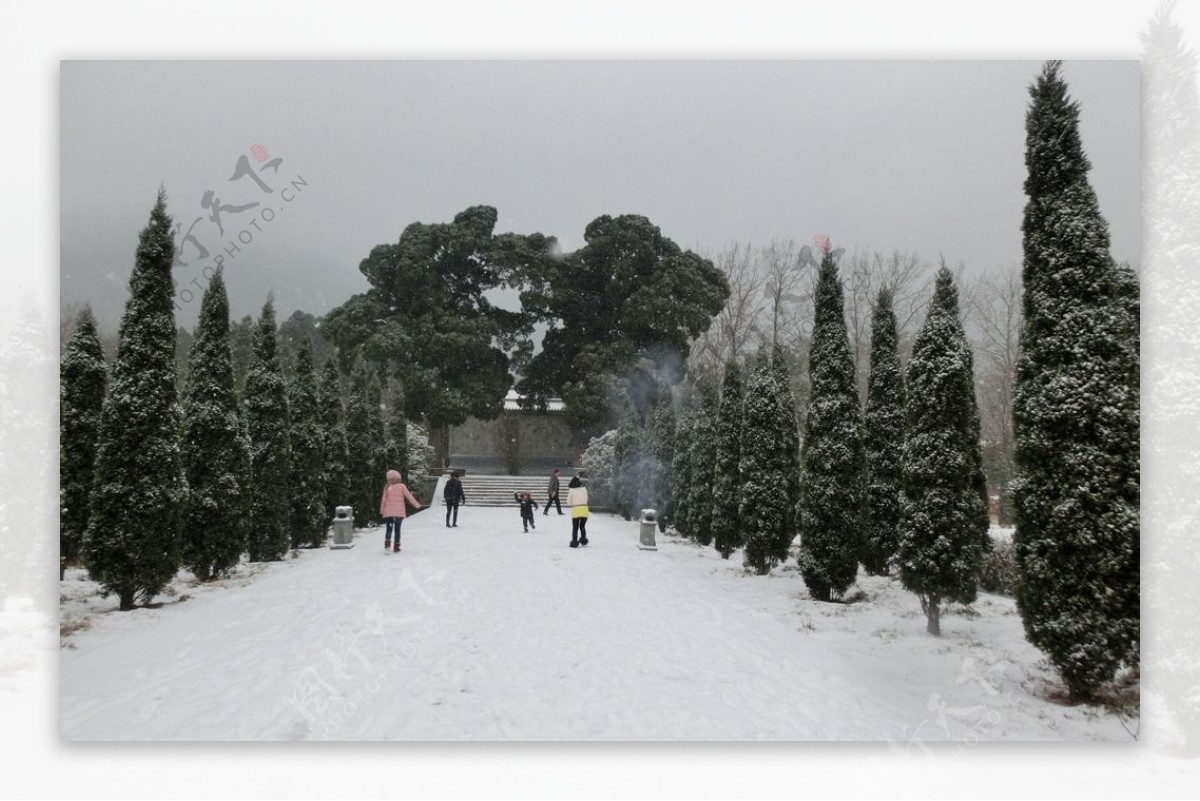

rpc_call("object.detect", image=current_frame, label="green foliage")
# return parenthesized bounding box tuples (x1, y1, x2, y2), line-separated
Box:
(580, 429, 619, 509)
(518, 214, 730, 432)
(685, 386, 719, 547)
(980, 537, 1020, 597)
(287, 337, 327, 548)
(345, 351, 384, 527)
(229, 314, 255, 399)
(318, 354, 351, 524)
(82, 192, 187, 609)
(181, 270, 251, 579)
(898, 268, 988, 635)
(278, 310, 334, 380)
(323, 206, 551, 430)
(60, 306, 107, 577)
(244, 298, 293, 561)
(711, 360, 745, 559)
(612, 404, 643, 521)
(862, 287, 905, 576)
(797, 254, 864, 599)
(739, 352, 798, 573)
(1013, 61, 1140, 698)
(647, 387, 677, 531)
(385, 376, 409, 479)
(669, 402, 697, 538)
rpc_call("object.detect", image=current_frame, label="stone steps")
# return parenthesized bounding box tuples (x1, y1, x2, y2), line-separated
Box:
(451, 474, 568, 507)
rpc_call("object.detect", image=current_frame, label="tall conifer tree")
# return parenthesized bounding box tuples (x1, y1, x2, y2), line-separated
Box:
(181, 270, 251, 579)
(862, 287, 906, 576)
(386, 376, 410, 479)
(244, 298, 292, 561)
(288, 336, 327, 548)
(1012, 61, 1140, 698)
(898, 268, 988, 635)
(797, 252, 864, 600)
(648, 386, 677, 532)
(345, 351, 378, 527)
(366, 369, 390, 513)
(711, 360, 745, 559)
(60, 306, 107, 579)
(83, 192, 188, 609)
(685, 385, 719, 547)
(669, 400, 697, 538)
(612, 403, 642, 521)
(739, 352, 793, 573)
(318, 354, 352, 523)
(773, 345, 802, 560)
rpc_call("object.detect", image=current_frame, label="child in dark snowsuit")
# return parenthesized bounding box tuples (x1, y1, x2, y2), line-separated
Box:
(514, 492, 537, 532)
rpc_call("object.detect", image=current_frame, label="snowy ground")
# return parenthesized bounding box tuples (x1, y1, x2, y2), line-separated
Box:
(58, 508, 1135, 742)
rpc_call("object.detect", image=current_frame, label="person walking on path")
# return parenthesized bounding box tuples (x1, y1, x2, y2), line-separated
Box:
(443, 470, 466, 527)
(567, 476, 589, 548)
(543, 468, 563, 516)
(380, 469, 421, 553)
(514, 491, 537, 532)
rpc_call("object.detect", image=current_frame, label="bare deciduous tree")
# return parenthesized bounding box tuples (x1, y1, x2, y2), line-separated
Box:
(843, 249, 932, 398)
(687, 242, 765, 388)
(964, 264, 1022, 525)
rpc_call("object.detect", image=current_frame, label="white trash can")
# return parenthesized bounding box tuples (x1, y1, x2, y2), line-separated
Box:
(330, 505, 355, 549)
(638, 508, 658, 551)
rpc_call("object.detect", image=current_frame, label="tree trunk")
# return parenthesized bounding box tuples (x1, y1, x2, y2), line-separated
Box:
(119, 589, 136, 611)
(926, 594, 941, 636)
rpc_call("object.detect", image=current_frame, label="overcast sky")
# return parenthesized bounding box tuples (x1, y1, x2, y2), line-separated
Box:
(60, 60, 1139, 333)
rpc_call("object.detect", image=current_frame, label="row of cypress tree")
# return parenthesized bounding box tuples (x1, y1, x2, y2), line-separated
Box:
(642, 252, 987, 635)
(59, 193, 409, 609)
(604, 61, 1140, 700)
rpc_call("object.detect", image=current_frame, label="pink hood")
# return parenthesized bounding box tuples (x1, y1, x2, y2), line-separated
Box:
(380, 472, 420, 518)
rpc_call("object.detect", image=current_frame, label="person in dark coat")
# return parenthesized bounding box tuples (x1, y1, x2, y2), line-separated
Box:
(443, 471, 466, 527)
(543, 468, 563, 515)
(513, 491, 537, 532)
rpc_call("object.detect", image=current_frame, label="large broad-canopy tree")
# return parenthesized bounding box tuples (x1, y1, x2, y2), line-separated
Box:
(323, 206, 554, 435)
(517, 214, 730, 432)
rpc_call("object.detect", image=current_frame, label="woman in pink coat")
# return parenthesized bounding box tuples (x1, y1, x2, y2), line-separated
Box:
(380, 469, 421, 553)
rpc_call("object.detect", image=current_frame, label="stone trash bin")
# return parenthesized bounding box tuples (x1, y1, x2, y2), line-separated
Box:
(638, 508, 658, 551)
(330, 505, 355, 549)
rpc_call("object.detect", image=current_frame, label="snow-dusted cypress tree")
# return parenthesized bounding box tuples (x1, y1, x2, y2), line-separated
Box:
(318, 354, 351, 524)
(345, 351, 378, 527)
(898, 268, 988, 635)
(365, 369, 390, 515)
(60, 306, 107, 579)
(1012, 61, 1140, 698)
(738, 352, 791, 573)
(648, 386, 676, 532)
(862, 287, 906, 576)
(244, 298, 292, 561)
(180, 270, 251, 580)
(711, 360, 745, 559)
(685, 384, 719, 547)
(773, 345, 802, 557)
(82, 192, 188, 610)
(287, 336, 327, 548)
(797, 252, 864, 600)
(612, 403, 641, 521)
(669, 400, 697, 538)
(385, 377, 409, 478)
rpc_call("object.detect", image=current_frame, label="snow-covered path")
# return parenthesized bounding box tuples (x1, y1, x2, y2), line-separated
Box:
(59, 507, 1129, 741)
